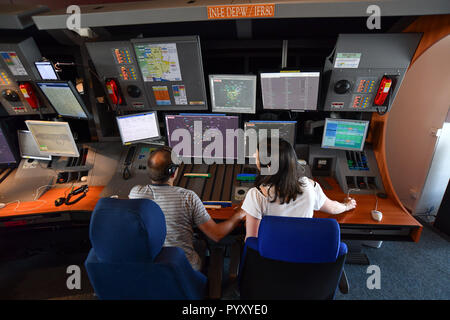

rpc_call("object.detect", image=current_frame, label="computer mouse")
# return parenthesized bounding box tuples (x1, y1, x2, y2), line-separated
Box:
(80, 176, 88, 182)
(0, 203, 6, 209)
(371, 210, 383, 222)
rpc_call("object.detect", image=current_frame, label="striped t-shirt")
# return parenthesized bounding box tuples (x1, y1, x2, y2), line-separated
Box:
(128, 184, 211, 270)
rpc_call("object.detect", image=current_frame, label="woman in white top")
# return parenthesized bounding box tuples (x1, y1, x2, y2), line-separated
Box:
(241, 138, 357, 239)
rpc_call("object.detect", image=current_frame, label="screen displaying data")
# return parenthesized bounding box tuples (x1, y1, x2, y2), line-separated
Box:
(35, 61, 58, 80)
(134, 43, 182, 82)
(131, 36, 208, 110)
(165, 114, 239, 159)
(25, 120, 79, 157)
(261, 72, 320, 110)
(244, 121, 297, 157)
(18, 130, 52, 160)
(116, 112, 160, 145)
(36, 81, 89, 119)
(0, 125, 17, 165)
(321, 118, 369, 151)
(209, 75, 256, 114)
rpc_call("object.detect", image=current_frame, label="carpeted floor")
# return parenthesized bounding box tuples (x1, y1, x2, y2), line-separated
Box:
(0, 222, 448, 300)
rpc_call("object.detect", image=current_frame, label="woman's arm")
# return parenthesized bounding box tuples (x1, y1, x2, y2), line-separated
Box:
(319, 197, 357, 215)
(244, 210, 261, 240)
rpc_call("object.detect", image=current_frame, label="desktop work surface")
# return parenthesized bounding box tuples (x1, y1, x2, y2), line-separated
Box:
(0, 160, 422, 242)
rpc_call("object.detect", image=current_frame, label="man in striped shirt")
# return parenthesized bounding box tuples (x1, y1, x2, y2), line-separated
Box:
(129, 146, 245, 272)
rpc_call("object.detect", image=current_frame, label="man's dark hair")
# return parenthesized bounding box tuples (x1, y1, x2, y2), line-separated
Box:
(255, 138, 306, 204)
(147, 147, 175, 183)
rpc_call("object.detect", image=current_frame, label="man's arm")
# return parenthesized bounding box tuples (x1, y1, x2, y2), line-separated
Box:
(197, 210, 245, 242)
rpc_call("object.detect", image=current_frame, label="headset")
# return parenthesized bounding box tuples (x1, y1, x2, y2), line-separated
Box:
(148, 146, 179, 181)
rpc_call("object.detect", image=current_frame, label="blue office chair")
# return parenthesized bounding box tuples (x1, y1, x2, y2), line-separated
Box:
(238, 216, 348, 300)
(85, 198, 207, 300)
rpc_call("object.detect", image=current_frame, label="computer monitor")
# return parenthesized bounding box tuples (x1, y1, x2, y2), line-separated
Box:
(209, 74, 257, 114)
(35, 61, 59, 80)
(25, 120, 79, 158)
(244, 120, 297, 157)
(116, 111, 161, 145)
(36, 81, 89, 119)
(165, 114, 239, 159)
(0, 124, 18, 166)
(132, 36, 208, 111)
(260, 71, 320, 110)
(18, 130, 52, 161)
(321, 118, 369, 151)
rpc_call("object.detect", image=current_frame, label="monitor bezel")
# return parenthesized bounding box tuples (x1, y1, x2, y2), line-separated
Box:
(259, 68, 321, 111)
(25, 120, 80, 158)
(34, 61, 59, 80)
(17, 130, 52, 161)
(35, 80, 91, 120)
(209, 74, 257, 114)
(321, 118, 370, 152)
(116, 111, 162, 145)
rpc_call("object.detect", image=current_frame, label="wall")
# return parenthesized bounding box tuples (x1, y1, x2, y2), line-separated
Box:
(385, 34, 450, 211)
(369, 15, 450, 214)
(415, 120, 450, 215)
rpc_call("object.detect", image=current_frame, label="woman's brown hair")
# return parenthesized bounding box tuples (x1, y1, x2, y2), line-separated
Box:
(255, 138, 306, 204)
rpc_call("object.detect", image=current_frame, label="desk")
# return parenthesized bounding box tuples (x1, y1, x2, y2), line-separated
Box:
(0, 164, 422, 243)
(0, 186, 104, 227)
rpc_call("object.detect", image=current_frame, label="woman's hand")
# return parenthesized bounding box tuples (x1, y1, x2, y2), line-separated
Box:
(343, 197, 357, 211)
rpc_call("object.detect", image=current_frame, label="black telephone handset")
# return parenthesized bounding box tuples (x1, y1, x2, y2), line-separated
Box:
(55, 185, 89, 207)
(122, 146, 137, 180)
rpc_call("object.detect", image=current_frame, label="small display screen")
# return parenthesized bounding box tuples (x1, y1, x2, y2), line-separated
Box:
(321, 118, 369, 151)
(244, 121, 297, 157)
(0, 125, 17, 165)
(35, 61, 58, 80)
(36, 81, 89, 119)
(209, 75, 257, 114)
(25, 120, 79, 158)
(261, 72, 320, 110)
(116, 111, 161, 145)
(165, 114, 239, 159)
(18, 130, 52, 161)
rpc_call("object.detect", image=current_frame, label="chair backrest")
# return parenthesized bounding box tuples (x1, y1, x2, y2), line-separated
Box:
(239, 216, 347, 300)
(85, 198, 207, 300)
(89, 198, 166, 263)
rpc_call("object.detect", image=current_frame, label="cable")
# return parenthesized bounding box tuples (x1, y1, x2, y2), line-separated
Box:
(347, 188, 360, 200)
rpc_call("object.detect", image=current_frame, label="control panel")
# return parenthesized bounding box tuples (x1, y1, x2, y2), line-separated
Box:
(0, 38, 55, 116)
(86, 41, 151, 111)
(309, 144, 384, 195)
(322, 33, 421, 113)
